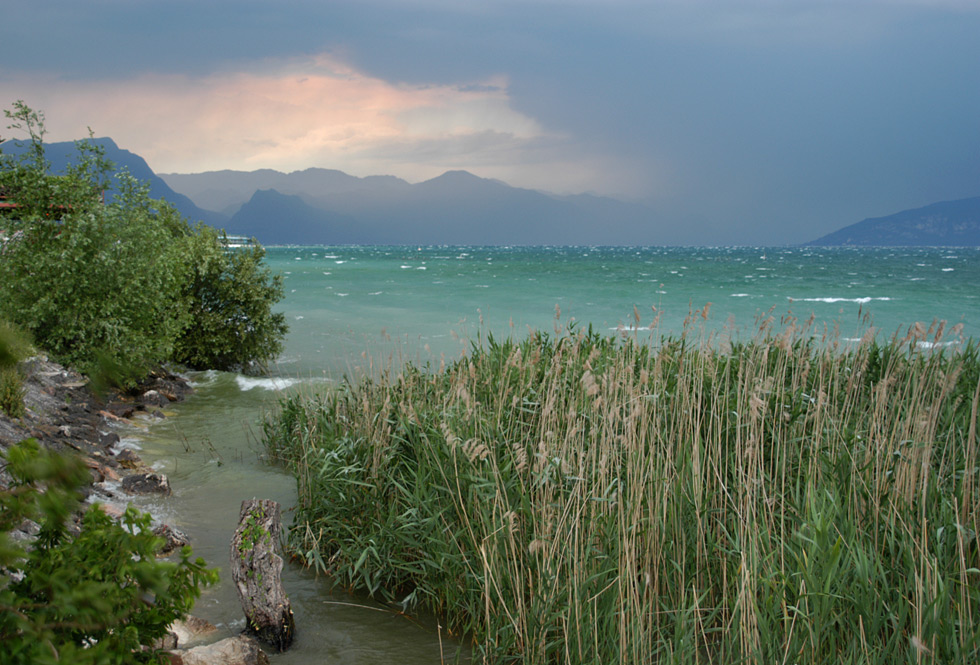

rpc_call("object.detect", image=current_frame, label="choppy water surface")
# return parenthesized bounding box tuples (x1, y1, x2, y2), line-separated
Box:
(123, 245, 979, 662)
(274, 246, 979, 377)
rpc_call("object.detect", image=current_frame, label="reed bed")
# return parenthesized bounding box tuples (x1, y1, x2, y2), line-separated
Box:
(264, 317, 980, 664)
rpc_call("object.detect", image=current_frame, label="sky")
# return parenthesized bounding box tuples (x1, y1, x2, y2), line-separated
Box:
(2, 0, 979, 244)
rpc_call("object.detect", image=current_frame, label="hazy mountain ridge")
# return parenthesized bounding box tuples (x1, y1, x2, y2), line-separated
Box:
(807, 197, 980, 246)
(229, 189, 359, 245)
(163, 166, 671, 245)
(8, 137, 977, 246)
(160, 167, 412, 218)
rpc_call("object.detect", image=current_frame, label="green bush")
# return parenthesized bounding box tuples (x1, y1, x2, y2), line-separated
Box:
(0, 367, 25, 418)
(0, 440, 217, 664)
(0, 320, 32, 418)
(0, 173, 188, 377)
(172, 225, 287, 372)
(0, 101, 287, 378)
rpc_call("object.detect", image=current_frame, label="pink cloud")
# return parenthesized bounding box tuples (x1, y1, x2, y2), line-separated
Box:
(3, 55, 542, 176)
(2, 54, 644, 196)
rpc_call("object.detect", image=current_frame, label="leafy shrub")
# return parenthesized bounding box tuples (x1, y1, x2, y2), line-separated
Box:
(0, 367, 25, 418)
(0, 101, 287, 378)
(172, 225, 287, 371)
(0, 173, 189, 378)
(0, 320, 32, 418)
(0, 439, 218, 664)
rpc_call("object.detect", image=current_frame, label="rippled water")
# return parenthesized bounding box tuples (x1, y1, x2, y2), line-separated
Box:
(116, 245, 980, 662)
(272, 245, 980, 378)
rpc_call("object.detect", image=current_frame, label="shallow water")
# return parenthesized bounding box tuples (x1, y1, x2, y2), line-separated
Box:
(113, 373, 466, 663)
(110, 245, 980, 662)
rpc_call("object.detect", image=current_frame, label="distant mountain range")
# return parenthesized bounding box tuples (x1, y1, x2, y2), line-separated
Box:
(806, 197, 980, 246)
(5, 137, 978, 246)
(160, 167, 672, 245)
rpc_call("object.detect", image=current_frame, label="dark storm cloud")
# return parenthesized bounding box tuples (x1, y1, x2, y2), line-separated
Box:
(2, 0, 979, 243)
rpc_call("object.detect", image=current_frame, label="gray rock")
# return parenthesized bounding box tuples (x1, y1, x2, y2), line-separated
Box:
(115, 448, 148, 471)
(121, 472, 171, 495)
(153, 524, 191, 556)
(152, 631, 178, 650)
(141, 389, 170, 408)
(168, 615, 219, 648)
(100, 431, 121, 448)
(168, 635, 269, 665)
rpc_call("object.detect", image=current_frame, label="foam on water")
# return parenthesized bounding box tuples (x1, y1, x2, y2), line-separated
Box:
(189, 370, 220, 388)
(112, 436, 144, 453)
(789, 297, 893, 304)
(235, 375, 302, 391)
(916, 340, 962, 349)
(610, 325, 656, 332)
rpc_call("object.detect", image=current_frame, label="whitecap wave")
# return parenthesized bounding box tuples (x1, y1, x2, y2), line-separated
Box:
(235, 376, 302, 392)
(916, 340, 962, 350)
(788, 297, 893, 304)
(610, 325, 655, 332)
(188, 370, 220, 388)
(111, 437, 144, 453)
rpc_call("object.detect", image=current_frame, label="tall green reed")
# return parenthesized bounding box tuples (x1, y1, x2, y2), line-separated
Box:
(264, 318, 980, 664)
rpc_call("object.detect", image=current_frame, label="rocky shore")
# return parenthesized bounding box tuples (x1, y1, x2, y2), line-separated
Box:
(0, 356, 270, 664)
(0, 356, 191, 536)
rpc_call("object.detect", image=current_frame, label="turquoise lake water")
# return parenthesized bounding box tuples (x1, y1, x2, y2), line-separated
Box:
(269, 245, 980, 381)
(117, 245, 980, 663)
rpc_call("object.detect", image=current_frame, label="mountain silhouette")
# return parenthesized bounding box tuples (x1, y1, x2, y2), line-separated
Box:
(165, 167, 668, 245)
(808, 197, 980, 246)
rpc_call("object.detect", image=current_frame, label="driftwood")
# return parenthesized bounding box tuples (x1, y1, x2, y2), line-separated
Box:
(229, 499, 294, 651)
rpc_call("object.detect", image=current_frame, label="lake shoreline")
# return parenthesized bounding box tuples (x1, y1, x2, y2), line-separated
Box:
(0, 357, 194, 554)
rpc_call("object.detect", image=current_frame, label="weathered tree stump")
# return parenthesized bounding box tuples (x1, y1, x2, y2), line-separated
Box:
(230, 499, 294, 651)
